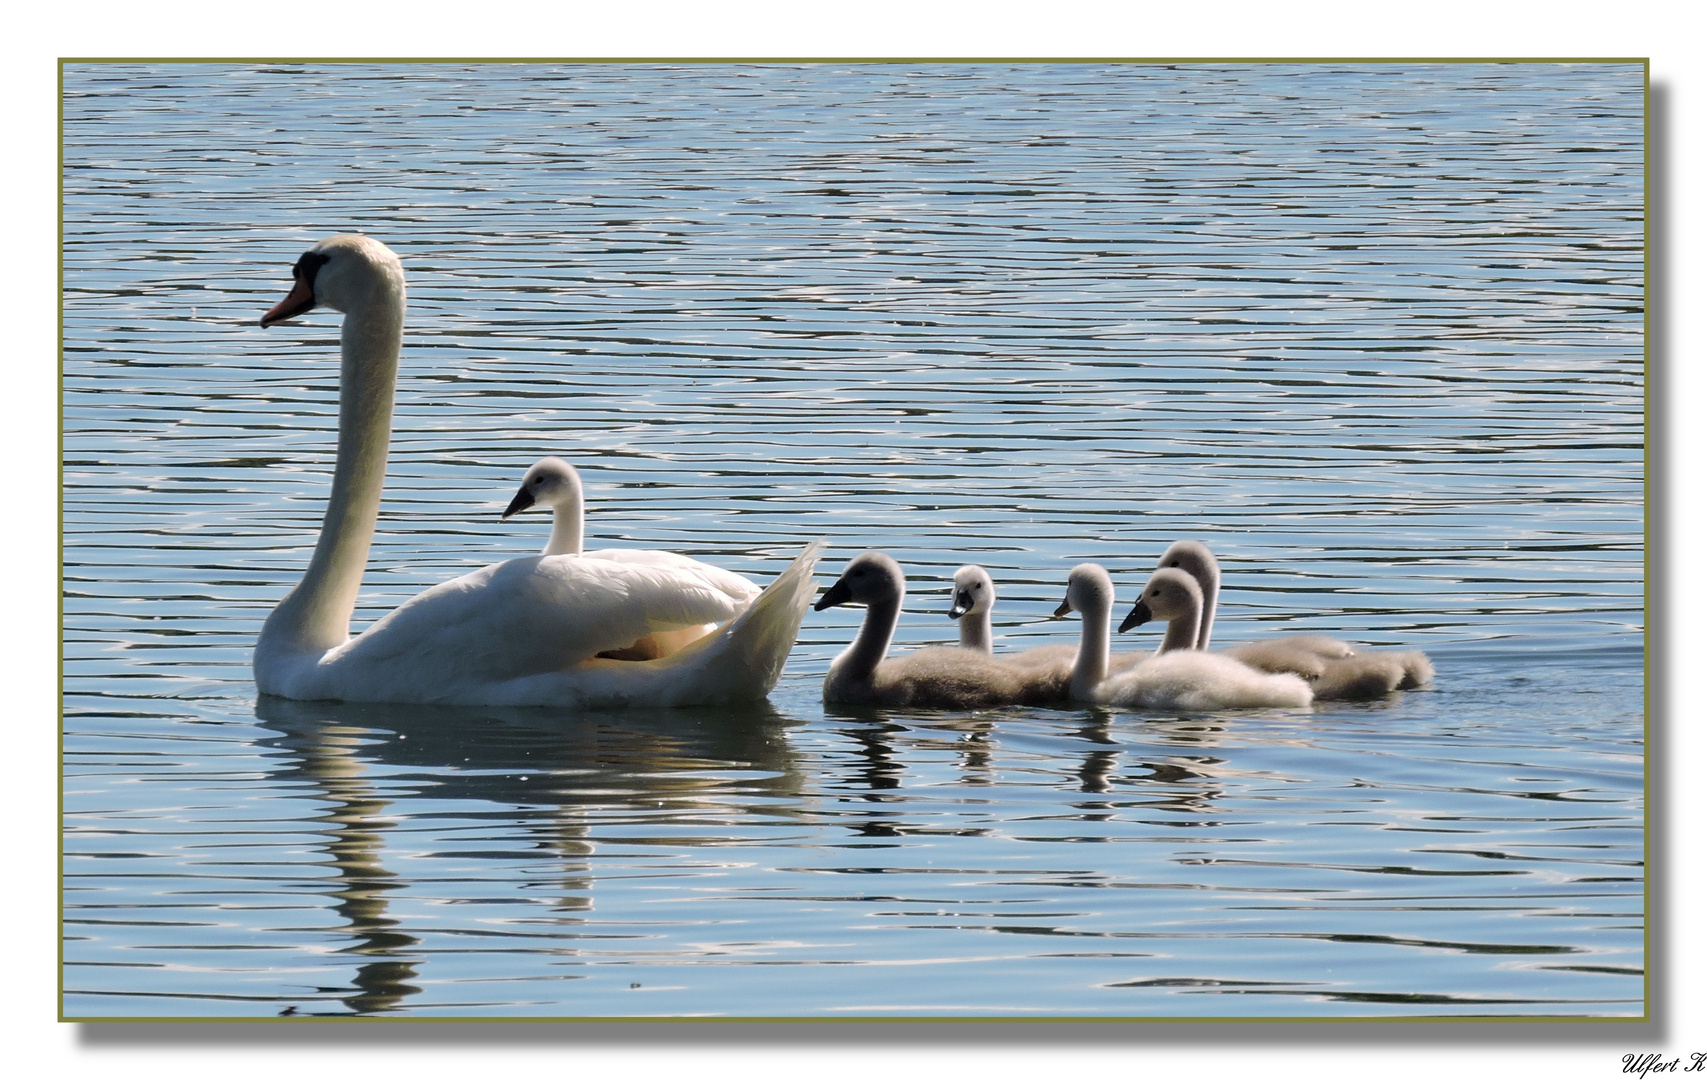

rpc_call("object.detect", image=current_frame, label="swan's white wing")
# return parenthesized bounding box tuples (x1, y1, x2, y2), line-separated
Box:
(481, 539, 827, 708)
(582, 547, 761, 605)
(306, 554, 750, 701)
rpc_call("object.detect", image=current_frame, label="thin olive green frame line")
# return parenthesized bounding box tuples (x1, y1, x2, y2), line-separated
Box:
(56, 54, 1652, 1023)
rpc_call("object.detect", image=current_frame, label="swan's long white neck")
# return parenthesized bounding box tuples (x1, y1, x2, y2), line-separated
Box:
(1070, 575, 1111, 700)
(259, 270, 405, 659)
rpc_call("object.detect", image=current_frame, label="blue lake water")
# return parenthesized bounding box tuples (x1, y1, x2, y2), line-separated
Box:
(60, 62, 1645, 1019)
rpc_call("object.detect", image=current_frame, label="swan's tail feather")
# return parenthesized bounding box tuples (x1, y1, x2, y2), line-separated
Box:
(493, 540, 826, 708)
(641, 538, 827, 704)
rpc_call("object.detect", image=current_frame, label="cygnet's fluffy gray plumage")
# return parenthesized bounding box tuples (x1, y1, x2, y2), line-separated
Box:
(1145, 540, 1433, 700)
(1061, 564, 1312, 710)
(818, 552, 1067, 708)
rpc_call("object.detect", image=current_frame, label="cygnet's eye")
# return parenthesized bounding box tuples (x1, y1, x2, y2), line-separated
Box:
(532, 477, 545, 487)
(1150, 587, 1161, 596)
(1167, 559, 1180, 567)
(971, 583, 981, 592)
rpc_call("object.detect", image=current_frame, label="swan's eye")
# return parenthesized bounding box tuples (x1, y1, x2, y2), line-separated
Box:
(532, 477, 545, 487)
(1150, 588, 1160, 596)
(1167, 560, 1179, 567)
(292, 249, 330, 284)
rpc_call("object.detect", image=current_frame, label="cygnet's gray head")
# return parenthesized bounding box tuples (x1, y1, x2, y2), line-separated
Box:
(1053, 563, 1114, 618)
(501, 456, 583, 520)
(260, 234, 404, 327)
(816, 550, 906, 611)
(1119, 567, 1204, 633)
(1157, 539, 1219, 583)
(948, 565, 995, 620)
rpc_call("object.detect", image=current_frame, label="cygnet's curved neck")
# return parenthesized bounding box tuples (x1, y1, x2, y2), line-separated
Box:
(841, 591, 902, 681)
(1162, 598, 1202, 653)
(1071, 587, 1111, 700)
(959, 610, 992, 653)
(546, 489, 584, 556)
(1198, 560, 1219, 650)
(262, 277, 404, 656)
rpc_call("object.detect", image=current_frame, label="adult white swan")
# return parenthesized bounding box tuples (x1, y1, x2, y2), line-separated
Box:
(252, 234, 823, 707)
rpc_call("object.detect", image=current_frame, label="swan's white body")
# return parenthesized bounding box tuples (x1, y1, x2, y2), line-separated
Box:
(818, 552, 1066, 708)
(252, 235, 821, 707)
(503, 457, 761, 600)
(1153, 540, 1433, 699)
(501, 456, 762, 658)
(1061, 564, 1312, 711)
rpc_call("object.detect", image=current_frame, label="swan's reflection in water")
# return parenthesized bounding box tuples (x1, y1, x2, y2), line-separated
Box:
(259, 709, 422, 1015)
(255, 695, 801, 1015)
(1073, 710, 1121, 798)
(1065, 710, 1243, 823)
(813, 705, 1257, 843)
(253, 696, 1343, 1014)
(955, 720, 995, 783)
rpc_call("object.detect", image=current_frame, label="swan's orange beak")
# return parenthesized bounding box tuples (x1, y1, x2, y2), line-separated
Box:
(261, 275, 317, 327)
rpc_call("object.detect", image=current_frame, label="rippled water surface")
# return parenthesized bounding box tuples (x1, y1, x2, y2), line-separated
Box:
(61, 62, 1644, 1018)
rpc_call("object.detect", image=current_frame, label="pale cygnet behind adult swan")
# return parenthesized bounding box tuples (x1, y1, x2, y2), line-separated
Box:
(1152, 539, 1433, 700)
(1059, 564, 1313, 710)
(250, 234, 824, 707)
(502, 456, 588, 557)
(501, 456, 762, 658)
(818, 552, 1066, 708)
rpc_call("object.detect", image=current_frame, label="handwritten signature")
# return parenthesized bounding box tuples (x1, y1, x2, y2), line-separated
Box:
(1624, 1053, 1707, 1077)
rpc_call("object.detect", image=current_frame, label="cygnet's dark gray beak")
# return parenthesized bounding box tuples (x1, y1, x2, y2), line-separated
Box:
(501, 486, 535, 520)
(948, 589, 972, 619)
(1118, 600, 1153, 634)
(814, 578, 854, 612)
(1053, 594, 1073, 618)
